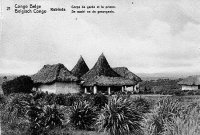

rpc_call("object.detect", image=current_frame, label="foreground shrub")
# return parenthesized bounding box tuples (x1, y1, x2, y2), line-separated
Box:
(143, 97, 182, 135)
(55, 93, 68, 105)
(32, 91, 46, 101)
(84, 93, 108, 110)
(65, 94, 83, 106)
(44, 93, 56, 105)
(133, 97, 151, 114)
(1, 93, 31, 135)
(27, 101, 64, 135)
(70, 100, 97, 130)
(3, 93, 32, 119)
(97, 96, 143, 135)
(159, 101, 200, 135)
(93, 93, 108, 110)
(0, 94, 6, 109)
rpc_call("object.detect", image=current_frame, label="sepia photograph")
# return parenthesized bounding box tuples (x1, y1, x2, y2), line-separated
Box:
(0, 0, 200, 134)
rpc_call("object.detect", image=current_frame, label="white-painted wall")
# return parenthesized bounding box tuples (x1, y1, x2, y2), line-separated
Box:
(125, 86, 134, 91)
(38, 82, 81, 94)
(56, 82, 81, 94)
(181, 85, 198, 90)
(39, 83, 57, 93)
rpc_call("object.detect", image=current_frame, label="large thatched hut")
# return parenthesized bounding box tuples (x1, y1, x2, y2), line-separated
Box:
(178, 76, 200, 90)
(71, 56, 89, 78)
(31, 63, 80, 94)
(113, 67, 142, 91)
(81, 53, 136, 94)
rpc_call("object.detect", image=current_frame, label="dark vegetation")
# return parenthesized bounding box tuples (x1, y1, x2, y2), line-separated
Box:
(1, 91, 200, 135)
(0, 91, 151, 135)
(140, 78, 182, 93)
(2, 75, 33, 95)
(139, 78, 182, 95)
(0, 75, 17, 94)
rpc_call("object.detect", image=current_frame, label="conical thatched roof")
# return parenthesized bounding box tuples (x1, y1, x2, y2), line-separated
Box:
(32, 63, 79, 84)
(178, 76, 200, 85)
(81, 53, 121, 80)
(71, 56, 89, 78)
(113, 67, 142, 83)
(82, 75, 136, 86)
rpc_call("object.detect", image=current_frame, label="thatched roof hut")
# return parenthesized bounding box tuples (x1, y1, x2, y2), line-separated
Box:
(82, 75, 136, 87)
(178, 76, 200, 85)
(71, 56, 89, 78)
(81, 53, 121, 80)
(113, 67, 142, 83)
(178, 76, 200, 90)
(81, 53, 136, 88)
(32, 63, 79, 84)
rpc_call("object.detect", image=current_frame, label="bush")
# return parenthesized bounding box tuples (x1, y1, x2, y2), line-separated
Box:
(70, 100, 97, 130)
(174, 90, 185, 96)
(65, 94, 83, 106)
(0, 94, 6, 109)
(32, 91, 46, 101)
(55, 94, 67, 106)
(97, 96, 143, 135)
(2, 75, 34, 95)
(194, 90, 200, 95)
(133, 97, 151, 113)
(4, 93, 32, 119)
(87, 93, 108, 111)
(94, 93, 108, 109)
(1, 93, 31, 135)
(44, 93, 56, 105)
(27, 101, 64, 135)
(144, 97, 182, 135)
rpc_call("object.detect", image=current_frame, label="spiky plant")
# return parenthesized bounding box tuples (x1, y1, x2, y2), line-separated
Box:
(70, 100, 97, 130)
(4, 93, 32, 119)
(133, 97, 151, 114)
(89, 93, 108, 111)
(54, 94, 67, 106)
(143, 97, 183, 135)
(96, 96, 143, 135)
(163, 101, 200, 135)
(26, 101, 64, 135)
(1, 93, 31, 135)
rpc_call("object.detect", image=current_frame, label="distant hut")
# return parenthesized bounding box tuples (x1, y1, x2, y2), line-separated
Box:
(113, 67, 142, 92)
(81, 53, 136, 94)
(71, 56, 89, 78)
(178, 76, 200, 90)
(32, 63, 80, 94)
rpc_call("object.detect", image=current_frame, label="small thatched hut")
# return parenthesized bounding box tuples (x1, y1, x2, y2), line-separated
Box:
(31, 63, 80, 94)
(113, 67, 142, 91)
(81, 53, 136, 94)
(71, 56, 89, 78)
(178, 76, 200, 90)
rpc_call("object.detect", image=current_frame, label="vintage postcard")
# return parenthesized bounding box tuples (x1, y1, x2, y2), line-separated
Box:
(0, 0, 200, 135)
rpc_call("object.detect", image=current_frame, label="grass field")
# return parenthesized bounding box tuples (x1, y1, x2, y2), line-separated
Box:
(1, 93, 200, 135)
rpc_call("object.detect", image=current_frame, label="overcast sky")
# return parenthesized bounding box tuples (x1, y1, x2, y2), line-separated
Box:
(0, 0, 200, 75)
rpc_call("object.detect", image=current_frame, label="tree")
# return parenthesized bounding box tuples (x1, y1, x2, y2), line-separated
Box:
(2, 75, 34, 95)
